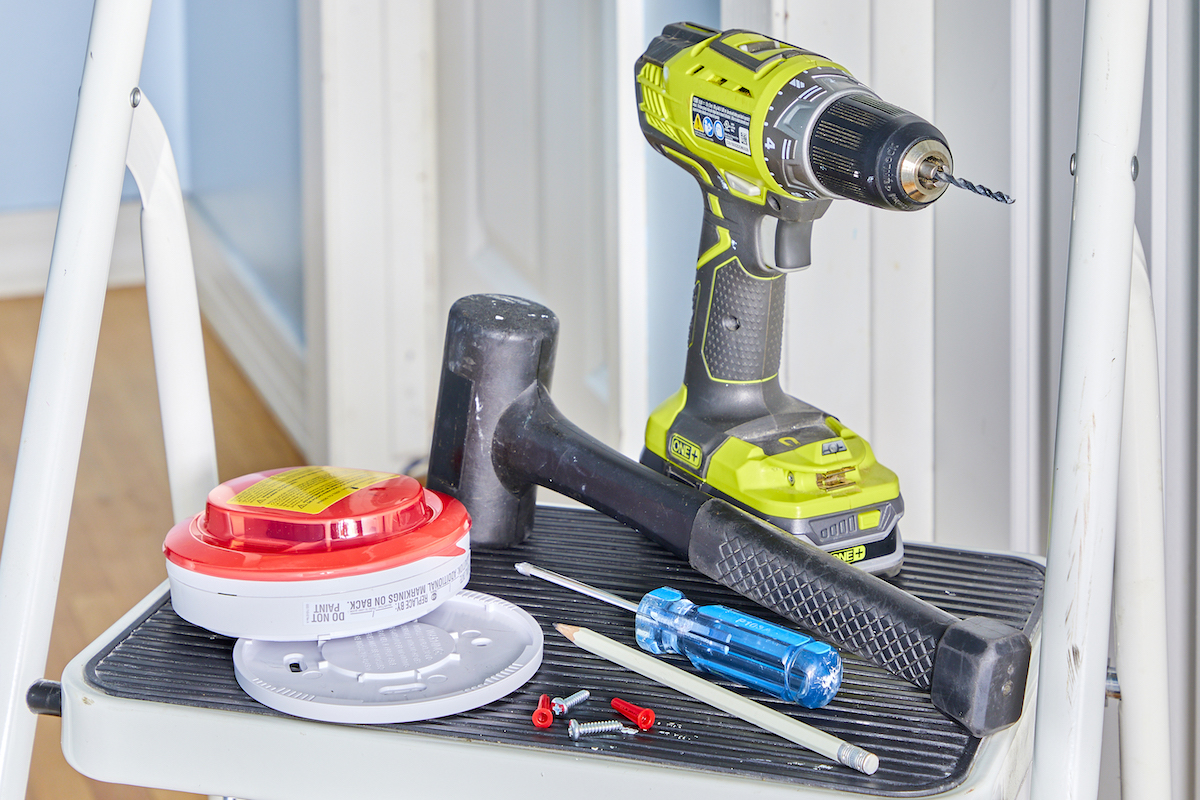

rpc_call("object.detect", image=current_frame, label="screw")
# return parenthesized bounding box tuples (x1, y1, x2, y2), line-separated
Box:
(610, 697, 655, 730)
(551, 689, 589, 716)
(567, 719, 637, 740)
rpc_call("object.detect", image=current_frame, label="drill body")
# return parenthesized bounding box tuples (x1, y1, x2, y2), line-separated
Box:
(636, 23, 955, 575)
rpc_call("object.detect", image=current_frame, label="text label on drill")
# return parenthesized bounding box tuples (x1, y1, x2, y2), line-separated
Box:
(691, 97, 751, 156)
(669, 433, 703, 470)
(829, 545, 867, 565)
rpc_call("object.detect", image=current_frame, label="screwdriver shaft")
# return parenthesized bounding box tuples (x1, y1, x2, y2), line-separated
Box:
(515, 562, 640, 613)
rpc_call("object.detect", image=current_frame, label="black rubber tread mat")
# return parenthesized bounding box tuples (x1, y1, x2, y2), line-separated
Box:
(86, 507, 1044, 796)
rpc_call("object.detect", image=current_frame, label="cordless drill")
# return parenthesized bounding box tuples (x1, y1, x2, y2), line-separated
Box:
(636, 23, 1002, 576)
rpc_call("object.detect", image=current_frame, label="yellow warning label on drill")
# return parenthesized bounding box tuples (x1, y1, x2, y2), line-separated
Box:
(691, 97, 752, 156)
(229, 466, 395, 515)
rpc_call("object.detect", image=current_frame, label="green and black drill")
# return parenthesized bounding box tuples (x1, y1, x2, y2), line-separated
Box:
(636, 23, 1010, 575)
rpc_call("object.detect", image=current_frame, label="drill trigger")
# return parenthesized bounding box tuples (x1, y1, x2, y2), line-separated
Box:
(774, 218, 815, 270)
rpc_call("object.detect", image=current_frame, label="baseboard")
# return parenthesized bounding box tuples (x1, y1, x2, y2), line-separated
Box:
(0, 201, 147, 299)
(184, 202, 310, 457)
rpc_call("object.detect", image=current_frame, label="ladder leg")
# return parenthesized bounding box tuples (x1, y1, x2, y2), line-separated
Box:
(127, 97, 219, 522)
(1030, 0, 1151, 796)
(1113, 231, 1172, 797)
(0, 2, 153, 797)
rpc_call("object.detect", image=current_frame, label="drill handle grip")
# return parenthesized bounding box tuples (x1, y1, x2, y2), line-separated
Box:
(683, 193, 789, 417)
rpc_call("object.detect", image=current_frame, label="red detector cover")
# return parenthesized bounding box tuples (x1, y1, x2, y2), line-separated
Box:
(164, 467, 470, 581)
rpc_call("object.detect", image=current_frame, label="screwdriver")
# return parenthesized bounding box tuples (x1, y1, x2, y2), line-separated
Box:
(514, 562, 842, 708)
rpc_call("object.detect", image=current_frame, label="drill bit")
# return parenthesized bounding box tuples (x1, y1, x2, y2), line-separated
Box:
(930, 165, 1015, 205)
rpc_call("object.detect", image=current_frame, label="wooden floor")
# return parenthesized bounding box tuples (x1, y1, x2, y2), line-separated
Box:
(0, 287, 304, 800)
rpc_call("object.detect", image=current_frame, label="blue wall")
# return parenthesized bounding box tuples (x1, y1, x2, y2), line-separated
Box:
(0, 1, 304, 345)
(1, 1, 96, 211)
(0, 0, 189, 210)
(185, 0, 304, 344)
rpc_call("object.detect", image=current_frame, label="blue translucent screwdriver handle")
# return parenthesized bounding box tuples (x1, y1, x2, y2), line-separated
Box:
(634, 587, 842, 708)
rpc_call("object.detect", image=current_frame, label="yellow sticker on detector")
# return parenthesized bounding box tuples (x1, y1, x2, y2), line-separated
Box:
(229, 466, 395, 515)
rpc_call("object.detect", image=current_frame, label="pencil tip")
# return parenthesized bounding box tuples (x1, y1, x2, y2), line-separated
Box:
(554, 623, 580, 641)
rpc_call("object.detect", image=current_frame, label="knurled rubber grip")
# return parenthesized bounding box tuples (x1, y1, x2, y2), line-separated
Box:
(687, 498, 954, 688)
(699, 259, 785, 383)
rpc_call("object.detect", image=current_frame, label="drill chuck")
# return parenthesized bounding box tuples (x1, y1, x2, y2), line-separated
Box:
(808, 94, 951, 209)
(765, 87, 952, 212)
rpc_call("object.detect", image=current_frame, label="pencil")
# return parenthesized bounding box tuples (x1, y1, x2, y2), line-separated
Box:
(554, 623, 879, 775)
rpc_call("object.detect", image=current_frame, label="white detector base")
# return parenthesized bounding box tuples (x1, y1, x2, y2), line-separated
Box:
(233, 589, 544, 724)
(167, 534, 470, 641)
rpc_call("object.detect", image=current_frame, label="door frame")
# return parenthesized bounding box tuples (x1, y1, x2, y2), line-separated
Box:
(298, 0, 439, 471)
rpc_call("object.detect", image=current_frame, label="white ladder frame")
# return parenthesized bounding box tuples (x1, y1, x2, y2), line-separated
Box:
(0, 1, 219, 795)
(1029, 0, 1171, 797)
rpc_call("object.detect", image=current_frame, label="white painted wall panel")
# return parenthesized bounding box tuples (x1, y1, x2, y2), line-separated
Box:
(863, 3, 936, 547)
(1148, 3, 1199, 797)
(298, 0, 440, 473)
(933, 2, 1013, 553)
(435, 0, 620, 448)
